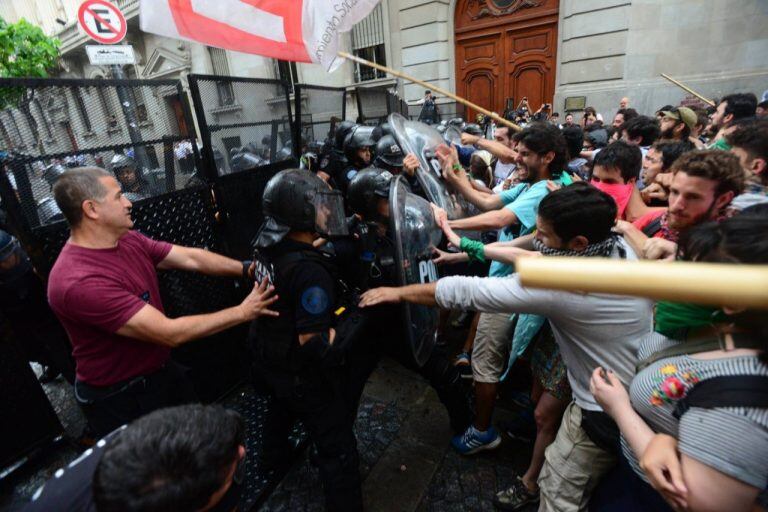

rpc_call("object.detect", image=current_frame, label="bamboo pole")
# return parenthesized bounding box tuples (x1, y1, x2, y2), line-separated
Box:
(660, 73, 716, 107)
(338, 51, 522, 132)
(515, 257, 768, 310)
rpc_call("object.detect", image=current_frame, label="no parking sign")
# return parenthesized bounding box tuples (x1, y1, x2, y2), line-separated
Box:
(77, 0, 127, 45)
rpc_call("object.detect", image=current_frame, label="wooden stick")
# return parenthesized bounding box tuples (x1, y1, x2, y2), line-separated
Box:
(660, 73, 716, 107)
(338, 51, 522, 132)
(515, 257, 768, 310)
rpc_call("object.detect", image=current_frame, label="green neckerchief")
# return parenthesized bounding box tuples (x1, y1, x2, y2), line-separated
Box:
(654, 300, 728, 339)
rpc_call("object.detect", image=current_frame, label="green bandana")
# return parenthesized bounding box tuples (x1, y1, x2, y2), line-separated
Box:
(654, 301, 728, 339)
(460, 237, 486, 263)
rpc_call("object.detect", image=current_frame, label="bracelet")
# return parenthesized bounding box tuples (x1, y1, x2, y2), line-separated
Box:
(459, 237, 486, 263)
(452, 163, 462, 172)
(242, 260, 252, 281)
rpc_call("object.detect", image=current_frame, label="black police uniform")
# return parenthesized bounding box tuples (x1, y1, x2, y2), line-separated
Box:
(250, 238, 362, 512)
(0, 234, 75, 383)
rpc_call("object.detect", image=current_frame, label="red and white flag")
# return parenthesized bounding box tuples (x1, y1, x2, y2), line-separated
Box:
(140, 0, 381, 71)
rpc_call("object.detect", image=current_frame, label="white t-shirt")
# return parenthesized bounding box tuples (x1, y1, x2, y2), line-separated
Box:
(434, 238, 653, 411)
(492, 161, 516, 187)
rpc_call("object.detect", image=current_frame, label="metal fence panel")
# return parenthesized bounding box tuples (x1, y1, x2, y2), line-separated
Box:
(188, 74, 294, 178)
(0, 78, 202, 236)
(355, 84, 408, 125)
(294, 84, 347, 148)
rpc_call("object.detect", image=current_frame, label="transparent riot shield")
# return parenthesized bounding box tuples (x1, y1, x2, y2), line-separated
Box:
(388, 113, 477, 221)
(389, 175, 442, 367)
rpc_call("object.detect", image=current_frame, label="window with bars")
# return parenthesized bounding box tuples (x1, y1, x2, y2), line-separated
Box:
(351, 3, 387, 82)
(276, 60, 299, 94)
(208, 47, 236, 106)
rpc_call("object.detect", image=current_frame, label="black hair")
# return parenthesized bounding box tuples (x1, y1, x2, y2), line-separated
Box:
(538, 182, 617, 244)
(424, 90, 431, 96)
(93, 405, 245, 512)
(512, 122, 567, 175)
(593, 140, 642, 182)
(562, 125, 584, 161)
(677, 215, 768, 358)
(758, 100, 768, 110)
(720, 93, 758, 121)
(726, 118, 768, 161)
(552, 112, 560, 117)
(622, 115, 660, 146)
(656, 105, 674, 115)
(616, 108, 639, 123)
(652, 139, 695, 171)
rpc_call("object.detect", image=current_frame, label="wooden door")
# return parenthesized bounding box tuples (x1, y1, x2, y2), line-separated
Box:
(455, 0, 559, 118)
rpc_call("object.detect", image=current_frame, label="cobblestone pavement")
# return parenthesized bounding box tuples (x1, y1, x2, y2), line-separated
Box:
(3, 357, 538, 512)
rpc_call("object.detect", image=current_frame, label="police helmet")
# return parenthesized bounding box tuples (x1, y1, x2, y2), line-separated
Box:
(435, 124, 448, 135)
(42, 163, 67, 187)
(110, 154, 136, 171)
(343, 126, 376, 159)
(371, 122, 393, 141)
(347, 167, 394, 220)
(374, 135, 404, 169)
(254, 169, 348, 248)
(334, 120, 357, 150)
(0, 229, 31, 281)
(447, 117, 464, 127)
(462, 123, 484, 137)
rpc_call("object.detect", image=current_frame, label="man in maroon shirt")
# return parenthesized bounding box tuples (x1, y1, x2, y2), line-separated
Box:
(48, 167, 277, 436)
(614, 151, 744, 260)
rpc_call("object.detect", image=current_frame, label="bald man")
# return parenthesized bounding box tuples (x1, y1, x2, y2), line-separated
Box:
(619, 97, 630, 109)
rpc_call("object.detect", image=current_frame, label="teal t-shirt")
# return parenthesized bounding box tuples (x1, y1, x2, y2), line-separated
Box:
(489, 174, 571, 277)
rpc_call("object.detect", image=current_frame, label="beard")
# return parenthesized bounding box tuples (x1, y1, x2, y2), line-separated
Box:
(660, 125, 679, 139)
(668, 199, 717, 230)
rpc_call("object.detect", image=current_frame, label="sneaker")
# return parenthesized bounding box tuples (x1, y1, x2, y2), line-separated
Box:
(493, 476, 539, 510)
(454, 352, 470, 366)
(451, 425, 501, 455)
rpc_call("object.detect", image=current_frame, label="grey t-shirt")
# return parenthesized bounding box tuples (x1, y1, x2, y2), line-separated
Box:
(434, 238, 653, 411)
(624, 332, 768, 488)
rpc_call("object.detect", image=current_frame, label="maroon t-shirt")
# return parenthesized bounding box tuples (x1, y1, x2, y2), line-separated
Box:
(48, 231, 173, 386)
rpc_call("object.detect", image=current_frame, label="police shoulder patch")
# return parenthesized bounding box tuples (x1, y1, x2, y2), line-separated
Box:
(346, 169, 358, 181)
(300, 286, 330, 315)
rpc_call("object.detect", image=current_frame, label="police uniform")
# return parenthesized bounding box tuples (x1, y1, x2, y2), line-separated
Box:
(249, 169, 362, 512)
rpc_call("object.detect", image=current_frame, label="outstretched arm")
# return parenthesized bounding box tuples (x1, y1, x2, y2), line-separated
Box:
(436, 144, 504, 212)
(359, 283, 438, 308)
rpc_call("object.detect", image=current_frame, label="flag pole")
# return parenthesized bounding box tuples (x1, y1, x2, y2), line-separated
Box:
(338, 51, 522, 132)
(660, 73, 716, 107)
(515, 257, 768, 310)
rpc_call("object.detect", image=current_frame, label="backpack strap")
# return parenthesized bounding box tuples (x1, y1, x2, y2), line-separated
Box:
(673, 375, 768, 420)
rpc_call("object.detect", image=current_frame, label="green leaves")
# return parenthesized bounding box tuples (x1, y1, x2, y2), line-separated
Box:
(0, 16, 61, 108)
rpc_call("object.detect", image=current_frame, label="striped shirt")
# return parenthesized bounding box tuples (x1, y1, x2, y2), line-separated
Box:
(623, 332, 768, 488)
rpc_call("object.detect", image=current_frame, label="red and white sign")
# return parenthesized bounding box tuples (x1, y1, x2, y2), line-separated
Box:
(78, 0, 127, 45)
(140, 0, 381, 72)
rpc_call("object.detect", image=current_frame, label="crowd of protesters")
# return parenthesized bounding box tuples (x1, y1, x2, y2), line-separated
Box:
(12, 87, 767, 512)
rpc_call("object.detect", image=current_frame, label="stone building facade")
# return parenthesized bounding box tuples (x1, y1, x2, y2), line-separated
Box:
(2, 0, 767, 124)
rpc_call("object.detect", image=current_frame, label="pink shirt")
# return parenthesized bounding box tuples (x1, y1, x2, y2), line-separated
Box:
(48, 231, 173, 386)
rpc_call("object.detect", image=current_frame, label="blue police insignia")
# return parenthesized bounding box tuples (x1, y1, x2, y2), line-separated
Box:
(301, 286, 329, 315)
(346, 169, 358, 181)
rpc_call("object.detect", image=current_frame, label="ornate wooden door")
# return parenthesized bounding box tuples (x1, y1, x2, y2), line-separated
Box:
(455, 0, 559, 119)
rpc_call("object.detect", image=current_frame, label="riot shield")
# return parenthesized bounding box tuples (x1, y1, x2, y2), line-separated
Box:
(388, 113, 476, 221)
(389, 175, 442, 367)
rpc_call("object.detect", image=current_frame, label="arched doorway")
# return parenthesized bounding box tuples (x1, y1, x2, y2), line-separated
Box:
(454, 0, 559, 120)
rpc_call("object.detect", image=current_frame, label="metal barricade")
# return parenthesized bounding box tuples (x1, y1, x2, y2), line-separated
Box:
(293, 84, 347, 150)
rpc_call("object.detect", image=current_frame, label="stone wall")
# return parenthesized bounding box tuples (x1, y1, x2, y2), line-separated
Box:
(553, 0, 768, 120)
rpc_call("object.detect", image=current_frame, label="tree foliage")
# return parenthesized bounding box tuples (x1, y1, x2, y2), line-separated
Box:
(0, 16, 60, 109)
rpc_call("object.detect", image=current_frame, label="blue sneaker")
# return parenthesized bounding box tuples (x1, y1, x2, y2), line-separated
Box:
(451, 425, 502, 455)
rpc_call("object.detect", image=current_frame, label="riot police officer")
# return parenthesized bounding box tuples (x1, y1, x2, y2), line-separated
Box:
(319, 120, 356, 190)
(339, 126, 375, 193)
(110, 154, 154, 199)
(248, 169, 362, 511)
(0, 230, 74, 383)
(342, 168, 474, 434)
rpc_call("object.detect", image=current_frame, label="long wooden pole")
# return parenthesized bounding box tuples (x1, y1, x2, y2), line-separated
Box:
(338, 51, 522, 132)
(660, 73, 716, 107)
(515, 257, 768, 310)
